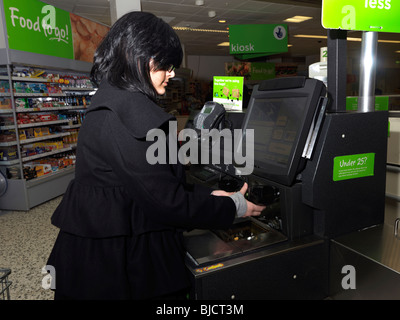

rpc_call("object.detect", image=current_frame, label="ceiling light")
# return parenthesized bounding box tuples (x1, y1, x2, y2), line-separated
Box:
(379, 39, 400, 44)
(217, 42, 230, 46)
(219, 20, 226, 23)
(173, 26, 228, 33)
(195, 0, 204, 5)
(396, 50, 400, 53)
(208, 10, 216, 18)
(284, 16, 313, 23)
(294, 34, 359, 41)
(294, 35, 327, 39)
(294, 34, 400, 44)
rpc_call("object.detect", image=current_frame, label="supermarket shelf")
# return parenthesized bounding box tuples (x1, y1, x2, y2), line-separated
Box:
(20, 132, 71, 145)
(0, 48, 92, 73)
(0, 166, 75, 211)
(0, 109, 13, 114)
(17, 119, 70, 129)
(0, 106, 89, 114)
(63, 87, 96, 91)
(0, 146, 73, 166)
(1, 120, 71, 130)
(60, 124, 81, 129)
(0, 132, 70, 147)
(1, 76, 95, 92)
(0, 48, 91, 210)
(0, 158, 19, 165)
(16, 105, 88, 113)
(13, 93, 66, 97)
(26, 165, 75, 187)
(0, 140, 17, 147)
(22, 147, 72, 162)
(0, 75, 55, 83)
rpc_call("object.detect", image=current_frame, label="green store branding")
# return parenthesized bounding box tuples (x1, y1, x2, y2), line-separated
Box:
(322, 0, 399, 33)
(8, 6, 70, 45)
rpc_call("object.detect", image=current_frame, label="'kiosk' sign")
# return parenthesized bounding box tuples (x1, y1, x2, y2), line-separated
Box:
(322, 0, 399, 33)
(229, 24, 288, 60)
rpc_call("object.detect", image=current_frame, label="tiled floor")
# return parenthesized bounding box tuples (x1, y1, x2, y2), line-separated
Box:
(0, 197, 61, 300)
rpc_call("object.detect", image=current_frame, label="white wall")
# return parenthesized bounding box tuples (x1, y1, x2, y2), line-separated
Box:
(187, 55, 235, 82)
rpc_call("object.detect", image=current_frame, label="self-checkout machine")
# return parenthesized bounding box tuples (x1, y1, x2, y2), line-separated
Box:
(183, 6, 390, 300)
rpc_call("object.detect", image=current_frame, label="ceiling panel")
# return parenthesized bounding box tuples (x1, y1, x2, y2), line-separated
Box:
(40, 0, 400, 61)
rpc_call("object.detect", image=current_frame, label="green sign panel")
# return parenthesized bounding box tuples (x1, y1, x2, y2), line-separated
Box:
(213, 76, 244, 111)
(333, 153, 375, 181)
(225, 62, 275, 81)
(346, 96, 389, 111)
(322, 0, 400, 33)
(3, 0, 74, 59)
(229, 24, 288, 59)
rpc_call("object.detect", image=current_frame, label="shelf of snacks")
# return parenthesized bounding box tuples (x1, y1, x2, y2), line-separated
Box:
(0, 63, 95, 210)
(0, 132, 71, 147)
(7, 150, 76, 181)
(25, 165, 75, 185)
(0, 143, 72, 165)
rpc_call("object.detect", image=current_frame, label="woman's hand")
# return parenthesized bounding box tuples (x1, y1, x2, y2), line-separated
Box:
(238, 183, 266, 217)
(212, 182, 266, 217)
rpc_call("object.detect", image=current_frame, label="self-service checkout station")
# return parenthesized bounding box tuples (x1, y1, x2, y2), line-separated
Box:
(184, 74, 388, 300)
(180, 3, 398, 296)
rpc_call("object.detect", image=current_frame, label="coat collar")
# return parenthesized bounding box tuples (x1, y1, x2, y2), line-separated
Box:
(87, 80, 175, 138)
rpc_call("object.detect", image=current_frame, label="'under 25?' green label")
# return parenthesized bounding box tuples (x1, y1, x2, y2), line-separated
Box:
(333, 153, 375, 181)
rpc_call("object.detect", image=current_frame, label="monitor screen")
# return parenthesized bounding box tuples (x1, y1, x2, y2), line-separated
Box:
(237, 77, 326, 185)
(249, 96, 308, 167)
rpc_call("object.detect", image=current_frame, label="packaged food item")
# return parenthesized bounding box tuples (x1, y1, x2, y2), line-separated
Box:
(34, 128, 42, 137)
(0, 80, 10, 93)
(0, 130, 16, 142)
(0, 98, 11, 109)
(39, 114, 57, 122)
(0, 146, 18, 161)
(0, 115, 14, 126)
(27, 83, 48, 94)
(23, 166, 37, 180)
(15, 98, 27, 109)
(20, 128, 34, 139)
(7, 166, 20, 179)
(41, 127, 50, 136)
(13, 82, 27, 93)
(17, 114, 31, 124)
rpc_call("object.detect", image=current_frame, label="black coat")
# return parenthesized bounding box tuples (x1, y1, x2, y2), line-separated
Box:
(47, 80, 236, 299)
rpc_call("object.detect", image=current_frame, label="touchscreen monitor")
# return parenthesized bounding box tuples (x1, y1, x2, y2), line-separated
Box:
(237, 77, 326, 185)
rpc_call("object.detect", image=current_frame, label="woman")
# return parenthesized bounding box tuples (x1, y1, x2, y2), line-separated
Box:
(47, 11, 265, 300)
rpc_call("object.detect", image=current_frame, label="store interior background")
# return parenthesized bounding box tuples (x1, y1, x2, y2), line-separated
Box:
(42, 0, 400, 99)
(0, 0, 399, 300)
(40, 0, 400, 222)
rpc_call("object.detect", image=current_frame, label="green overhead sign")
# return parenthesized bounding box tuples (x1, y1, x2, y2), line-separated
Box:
(229, 24, 288, 60)
(322, 0, 400, 33)
(3, 0, 74, 59)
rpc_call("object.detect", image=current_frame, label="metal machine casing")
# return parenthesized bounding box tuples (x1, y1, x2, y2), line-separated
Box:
(301, 111, 388, 238)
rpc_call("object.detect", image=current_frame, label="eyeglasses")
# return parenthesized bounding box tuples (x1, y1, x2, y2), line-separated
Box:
(166, 65, 175, 73)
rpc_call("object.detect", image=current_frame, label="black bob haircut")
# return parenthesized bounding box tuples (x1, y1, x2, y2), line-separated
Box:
(90, 11, 183, 100)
